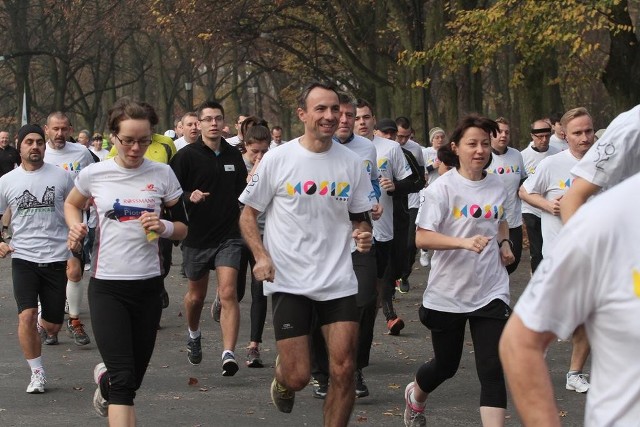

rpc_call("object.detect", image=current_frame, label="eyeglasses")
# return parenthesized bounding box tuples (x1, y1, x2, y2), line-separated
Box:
(114, 134, 152, 147)
(200, 116, 224, 123)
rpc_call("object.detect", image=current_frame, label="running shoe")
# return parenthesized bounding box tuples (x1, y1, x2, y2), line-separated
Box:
(26, 369, 46, 394)
(566, 372, 590, 393)
(93, 363, 108, 417)
(246, 347, 263, 368)
(419, 250, 430, 268)
(67, 318, 91, 346)
(398, 278, 410, 293)
(187, 335, 202, 365)
(387, 317, 405, 336)
(404, 382, 426, 427)
(38, 323, 58, 345)
(355, 369, 369, 398)
(312, 381, 328, 399)
(222, 352, 239, 376)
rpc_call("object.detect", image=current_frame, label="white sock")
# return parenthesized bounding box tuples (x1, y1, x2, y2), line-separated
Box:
(189, 329, 201, 339)
(222, 350, 234, 360)
(66, 280, 83, 318)
(27, 357, 43, 372)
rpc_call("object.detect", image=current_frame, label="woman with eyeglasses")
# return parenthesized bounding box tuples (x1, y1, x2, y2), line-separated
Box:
(64, 98, 188, 426)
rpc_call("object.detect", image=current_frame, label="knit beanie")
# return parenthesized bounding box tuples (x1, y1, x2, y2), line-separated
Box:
(17, 124, 45, 149)
(429, 127, 445, 144)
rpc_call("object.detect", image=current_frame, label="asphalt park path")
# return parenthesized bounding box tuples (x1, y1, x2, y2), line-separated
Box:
(0, 248, 587, 426)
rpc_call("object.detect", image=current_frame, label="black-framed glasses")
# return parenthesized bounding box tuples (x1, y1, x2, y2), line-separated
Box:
(114, 134, 152, 147)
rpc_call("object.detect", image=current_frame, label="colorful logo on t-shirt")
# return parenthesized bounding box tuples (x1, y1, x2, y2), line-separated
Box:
(14, 187, 56, 215)
(558, 178, 574, 189)
(452, 203, 504, 220)
(633, 268, 640, 297)
(488, 165, 521, 175)
(104, 198, 155, 222)
(377, 157, 389, 172)
(363, 160, 373, 176)
(59, 161, 82, 172)
(285, 180, 350, 201)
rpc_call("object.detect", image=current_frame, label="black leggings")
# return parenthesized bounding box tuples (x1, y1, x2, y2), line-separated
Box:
(506, 226, 523, 275)
(415, 304, 507, 408)
(89, 276, 163, 406)
(237, 244, 268, 343)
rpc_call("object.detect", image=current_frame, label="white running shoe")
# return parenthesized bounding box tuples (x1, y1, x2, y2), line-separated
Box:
(419, 250, 430, 268)
(26, 370, 46, 394)
(93, 363, 108, 417)
(566, 372, 590, 393)
(404, 382, 426, 427)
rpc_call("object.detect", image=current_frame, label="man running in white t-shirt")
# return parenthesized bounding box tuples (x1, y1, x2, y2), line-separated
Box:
(43, 112, 96, 346)
(519, 107, 595, 394)
(0, 124, 75, 393)
(501, 171, 640, 427)
(520, 119, 559, 273)
(561, 103, 640, 221)
(239, 82, 374, 425)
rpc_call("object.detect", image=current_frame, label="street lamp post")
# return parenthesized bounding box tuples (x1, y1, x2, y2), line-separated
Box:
(185, 81, 193, 111)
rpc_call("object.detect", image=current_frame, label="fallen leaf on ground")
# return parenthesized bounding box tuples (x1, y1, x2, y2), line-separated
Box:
(188, 377, 198, 386)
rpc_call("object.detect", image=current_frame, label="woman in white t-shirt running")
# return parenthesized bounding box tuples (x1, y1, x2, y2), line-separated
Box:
(64, 99, 188, 426)
(238, 125, 270, 367)
(403, 115, 515, 427)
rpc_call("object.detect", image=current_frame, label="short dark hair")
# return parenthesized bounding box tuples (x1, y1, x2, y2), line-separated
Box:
(271, 126, 283, 133)
(549, 111, 563, 125)
(450, 115, 498, 145)
(395, 116, 412, 130)
(297, 82, 339, 110)
(356, 98, 374, 113)
(107, 98, 153, 134)
(196, 100, 225, 120)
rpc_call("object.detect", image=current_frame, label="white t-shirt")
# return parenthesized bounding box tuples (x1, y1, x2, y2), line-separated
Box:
(238, 138, 373, 301)
(339, 134, 380, 200)
(571, 104, 640, 190)
(74, 159, 183, 280)
(173, 136, 188, 151)
(339, 134, 380, 252)
(403, 140, 426, 209)
(417, 169, 509, 312)
(520, 145, 560, 217)
(371, 135, 411, 242)
(226, 135, 241, 147)
(486, 147, 526, 228)
(522, 150, 579, 257)
(549, 134, 568, 152)
(514, 172, 640, 427)
(423, 146, 439, 184)
(44, 141, 95, 178)
(269, 140, 286, 149)
(89, 147, 110, 161)
(0, 164, 73, 263)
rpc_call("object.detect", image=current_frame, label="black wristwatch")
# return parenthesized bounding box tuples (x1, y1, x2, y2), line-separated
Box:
(498, 239, 514, 251)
